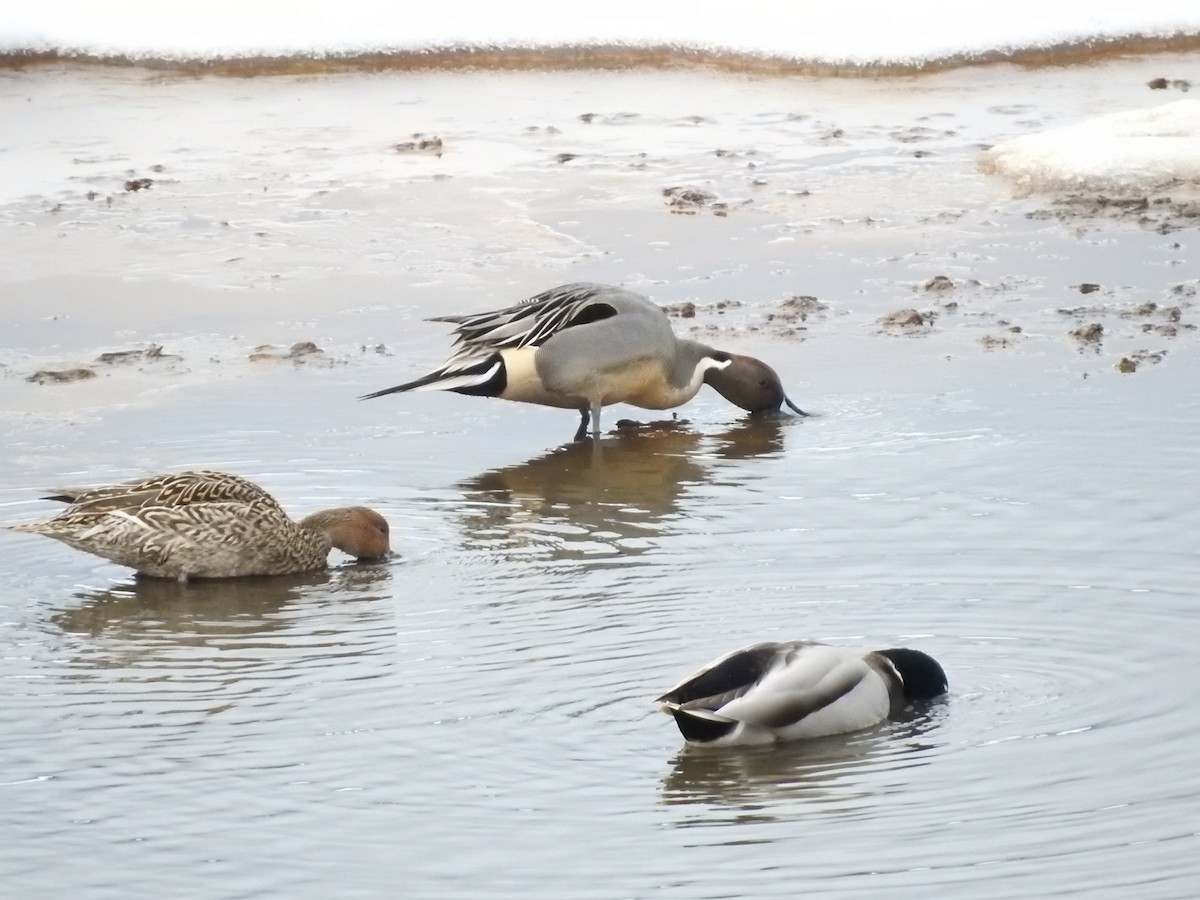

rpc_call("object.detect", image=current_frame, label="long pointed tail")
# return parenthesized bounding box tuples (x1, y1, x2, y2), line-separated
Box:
(359, 354, 505, 400)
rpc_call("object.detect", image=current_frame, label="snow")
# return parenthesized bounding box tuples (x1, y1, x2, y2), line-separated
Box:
(982, 100, 1200, 195)
(1, 0, 1198, 66)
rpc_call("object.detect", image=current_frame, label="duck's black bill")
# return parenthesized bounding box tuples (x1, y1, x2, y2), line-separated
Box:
(784, 396, 809, 416)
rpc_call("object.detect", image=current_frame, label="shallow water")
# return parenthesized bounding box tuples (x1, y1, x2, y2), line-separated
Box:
(2, 58, 1200, 898)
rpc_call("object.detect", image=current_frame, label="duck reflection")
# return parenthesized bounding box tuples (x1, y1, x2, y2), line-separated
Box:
(660, 708, 945, 820)
(706, 415, 789, 460)
(456, 417, 789, 560)
(50, 560, 396, 642)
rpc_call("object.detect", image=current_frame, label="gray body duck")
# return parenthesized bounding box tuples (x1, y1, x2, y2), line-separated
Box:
(363, 282, 806, 441)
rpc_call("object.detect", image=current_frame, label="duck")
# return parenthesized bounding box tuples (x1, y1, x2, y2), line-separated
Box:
(7, 470, 390, 581)
(361, 282, 807, 441)
(656, 640, 947, 746)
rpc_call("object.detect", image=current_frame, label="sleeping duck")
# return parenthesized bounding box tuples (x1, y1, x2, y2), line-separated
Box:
(656, 640, 947, 746)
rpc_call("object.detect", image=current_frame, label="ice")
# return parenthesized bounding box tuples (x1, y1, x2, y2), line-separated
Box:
(981, 99, 1200, 195)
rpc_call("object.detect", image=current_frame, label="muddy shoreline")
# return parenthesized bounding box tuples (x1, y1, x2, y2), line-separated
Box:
(5, 33, 1200, 77)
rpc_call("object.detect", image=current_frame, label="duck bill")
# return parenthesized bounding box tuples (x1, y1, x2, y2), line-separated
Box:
(782, 395, 809, 417)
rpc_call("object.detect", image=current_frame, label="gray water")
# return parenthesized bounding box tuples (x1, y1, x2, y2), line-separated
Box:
(2, 59, 1200, 898)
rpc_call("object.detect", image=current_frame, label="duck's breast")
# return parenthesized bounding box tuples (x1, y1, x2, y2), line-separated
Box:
(500, 347, 584, 408)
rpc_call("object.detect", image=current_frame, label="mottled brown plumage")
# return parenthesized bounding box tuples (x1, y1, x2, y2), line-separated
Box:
(8, 470, 390, 581)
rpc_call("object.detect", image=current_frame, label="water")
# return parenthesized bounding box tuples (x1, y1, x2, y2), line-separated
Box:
(2, 57, 1200, 898)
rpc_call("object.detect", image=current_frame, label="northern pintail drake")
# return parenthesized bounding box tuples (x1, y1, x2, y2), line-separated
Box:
(657, 640, 947, 746)
(7, 470, 390, 581)
(361, 282, 807, 441)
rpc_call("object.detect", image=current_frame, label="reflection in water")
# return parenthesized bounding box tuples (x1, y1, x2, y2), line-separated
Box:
(52, 562, 396, 639)
(660, 706, 946, 821)
(455, 418, 790, 560)
(706, 415, 790, 460)
(40, 562, 400, 725)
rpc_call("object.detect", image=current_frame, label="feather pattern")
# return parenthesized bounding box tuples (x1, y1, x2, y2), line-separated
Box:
(431, 282, 617, 372)
(362, 282, 806, 441)
(8, 470, 390, 581)
(657, 640, 947, 746)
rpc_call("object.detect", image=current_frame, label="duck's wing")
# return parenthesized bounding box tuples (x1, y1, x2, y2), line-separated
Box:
(656, 641, 802, 712)
(43, 471, 281, 516)
(433, 283, 625, 362)
(360, 283, 639, 399)
(14, 500, 296, 574)
(716, 644, 873, 730)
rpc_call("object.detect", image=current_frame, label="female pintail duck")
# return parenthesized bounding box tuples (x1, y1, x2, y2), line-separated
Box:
(7, 470, 390, 581)
(656, 640, 947, 747)
(362, 282, 807, 441)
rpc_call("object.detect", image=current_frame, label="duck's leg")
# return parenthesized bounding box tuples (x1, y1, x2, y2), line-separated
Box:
(573, 408, 590, 442)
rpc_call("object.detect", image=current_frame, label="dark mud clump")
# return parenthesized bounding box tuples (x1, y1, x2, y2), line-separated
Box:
(763, 295, 829, 338)
(923, 275, 955, 293)
(554, 152, 579, 164)
(662, 299, 743, 321)
(1117, 350, 1168, 373)
(1119, 302, 1181, 321)
(123, 177, 153, 192)
(1070, 322, 1105, 346)
(979, 334, 1015, 350)
(394, 134, 444, 156)
(1028, 195, 1200, 234)
(879, 308, 932, 331)
(249, 341, 335, 364)
(1147, 77, 1192, 91)
(26, 368, 97, 385)
(1076, 283, 1101, 294)
(769, 295, 828, 321)
(96, 344, 178, 365)
(578, 111, 640, 124)
(23, 344, 180, 385)
(1123, 303, 1194, 335)
(662, 185, 743, 216)
(662, 185, 715, 212)
(1070, 323, 1105, 344)
(662, 301, 696, 318)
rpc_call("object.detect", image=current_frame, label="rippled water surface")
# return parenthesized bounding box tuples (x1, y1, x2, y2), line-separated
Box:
(2, 57, 1200, 898)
